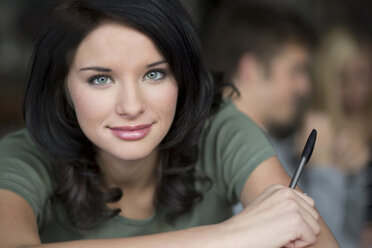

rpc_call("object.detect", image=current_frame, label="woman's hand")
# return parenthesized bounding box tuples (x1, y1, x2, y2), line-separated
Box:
(222, 184, 320, 248)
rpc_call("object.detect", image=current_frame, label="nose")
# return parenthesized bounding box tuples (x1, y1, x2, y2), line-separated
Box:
(115, 81, 145, 119)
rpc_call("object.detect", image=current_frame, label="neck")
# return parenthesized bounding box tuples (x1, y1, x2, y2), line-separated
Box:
(97, 149, 159, 192)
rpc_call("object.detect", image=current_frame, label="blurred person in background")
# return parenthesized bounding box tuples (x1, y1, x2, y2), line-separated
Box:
(203, 1, 355, 245)
(204, 2, 314, 190)
(297, 26, 372, 248)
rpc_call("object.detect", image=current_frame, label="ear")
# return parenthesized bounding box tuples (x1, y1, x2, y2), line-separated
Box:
(236, 53, 264, 86)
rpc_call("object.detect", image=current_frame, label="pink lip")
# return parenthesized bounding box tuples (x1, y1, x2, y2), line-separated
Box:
(109, 124, 152, 141)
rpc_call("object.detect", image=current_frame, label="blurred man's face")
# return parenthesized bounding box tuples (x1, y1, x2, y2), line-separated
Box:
(260, 43, 310, 127)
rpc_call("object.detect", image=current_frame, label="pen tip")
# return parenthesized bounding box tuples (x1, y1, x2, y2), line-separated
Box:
(301, 129, 317, 164)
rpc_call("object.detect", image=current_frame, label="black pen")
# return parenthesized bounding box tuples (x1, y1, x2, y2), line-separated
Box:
(289, 129, 317, 189)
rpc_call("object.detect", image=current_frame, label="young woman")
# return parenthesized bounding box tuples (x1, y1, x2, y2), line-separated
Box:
(0, 0, 337, 247)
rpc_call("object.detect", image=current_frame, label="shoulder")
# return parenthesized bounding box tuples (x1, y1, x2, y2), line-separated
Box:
(0, 128, 53, 174)
(1, 128, 32, 148)
(203, 98, 274, 148)
(198, 99, 276, 203)
(0, 129, 55, 224)
(1, 129, 44, 156)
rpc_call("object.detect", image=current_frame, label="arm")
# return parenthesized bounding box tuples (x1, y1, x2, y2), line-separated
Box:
(0, 186, 324, 248)
(0, 159, 337, 248)
(239, 156, 339, 247)
(1, 188, 224, 248)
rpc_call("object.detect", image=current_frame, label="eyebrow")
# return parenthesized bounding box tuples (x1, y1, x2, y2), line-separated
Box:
(147, 60, 167, 68)
(79, 60, 167, 72)
(79, 67, 111, 72)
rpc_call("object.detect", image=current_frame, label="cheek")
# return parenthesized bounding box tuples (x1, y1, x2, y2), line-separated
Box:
(270, 84, 297, 119)
(68, 83, 112, 129)
(146, 83, 178, 119)
(163, 87, 178, 115)
(269, 79, 291, 104)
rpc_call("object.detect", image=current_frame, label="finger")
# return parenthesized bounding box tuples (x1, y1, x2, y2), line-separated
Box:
(274, 189, 319, 229)
(284, 212, 318, 248)
(293, 190, 315, 207)
(292, 231, 318, 248)
(251, 184, 285, 203)
(298, 203, 320, 236)
(292, 191, 319, 222)
(277, 188, 316, 211)
(279, 198, 320, 237)
(283, 241, 295, 248)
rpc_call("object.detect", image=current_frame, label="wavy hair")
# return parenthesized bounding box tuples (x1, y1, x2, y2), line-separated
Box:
(23, 0, 214, 228)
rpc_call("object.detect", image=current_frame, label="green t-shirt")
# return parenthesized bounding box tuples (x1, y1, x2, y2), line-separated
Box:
(0, 99, 275, 242)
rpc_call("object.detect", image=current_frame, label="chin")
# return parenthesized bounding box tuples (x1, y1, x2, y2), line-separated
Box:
(111, 147, 155, 161)
(270, 115, 296, 134)
(273, 114, 293, 127)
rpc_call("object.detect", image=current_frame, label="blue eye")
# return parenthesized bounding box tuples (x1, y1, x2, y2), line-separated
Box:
(88, 75, 113, 86)
(144, 70, 165, 81)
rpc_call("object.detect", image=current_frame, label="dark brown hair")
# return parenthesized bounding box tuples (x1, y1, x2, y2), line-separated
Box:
(24, 0, 213, 228)
(204, 1, 315, 79)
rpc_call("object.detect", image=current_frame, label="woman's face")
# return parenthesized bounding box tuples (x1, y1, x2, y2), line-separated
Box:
(66, 22, 178, 162)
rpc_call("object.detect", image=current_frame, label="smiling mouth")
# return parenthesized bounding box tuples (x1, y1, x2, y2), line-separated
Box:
(109, 124, 153, 141)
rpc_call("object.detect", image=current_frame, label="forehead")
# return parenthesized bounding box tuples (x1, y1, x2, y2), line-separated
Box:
(70, 21, 163, 68)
